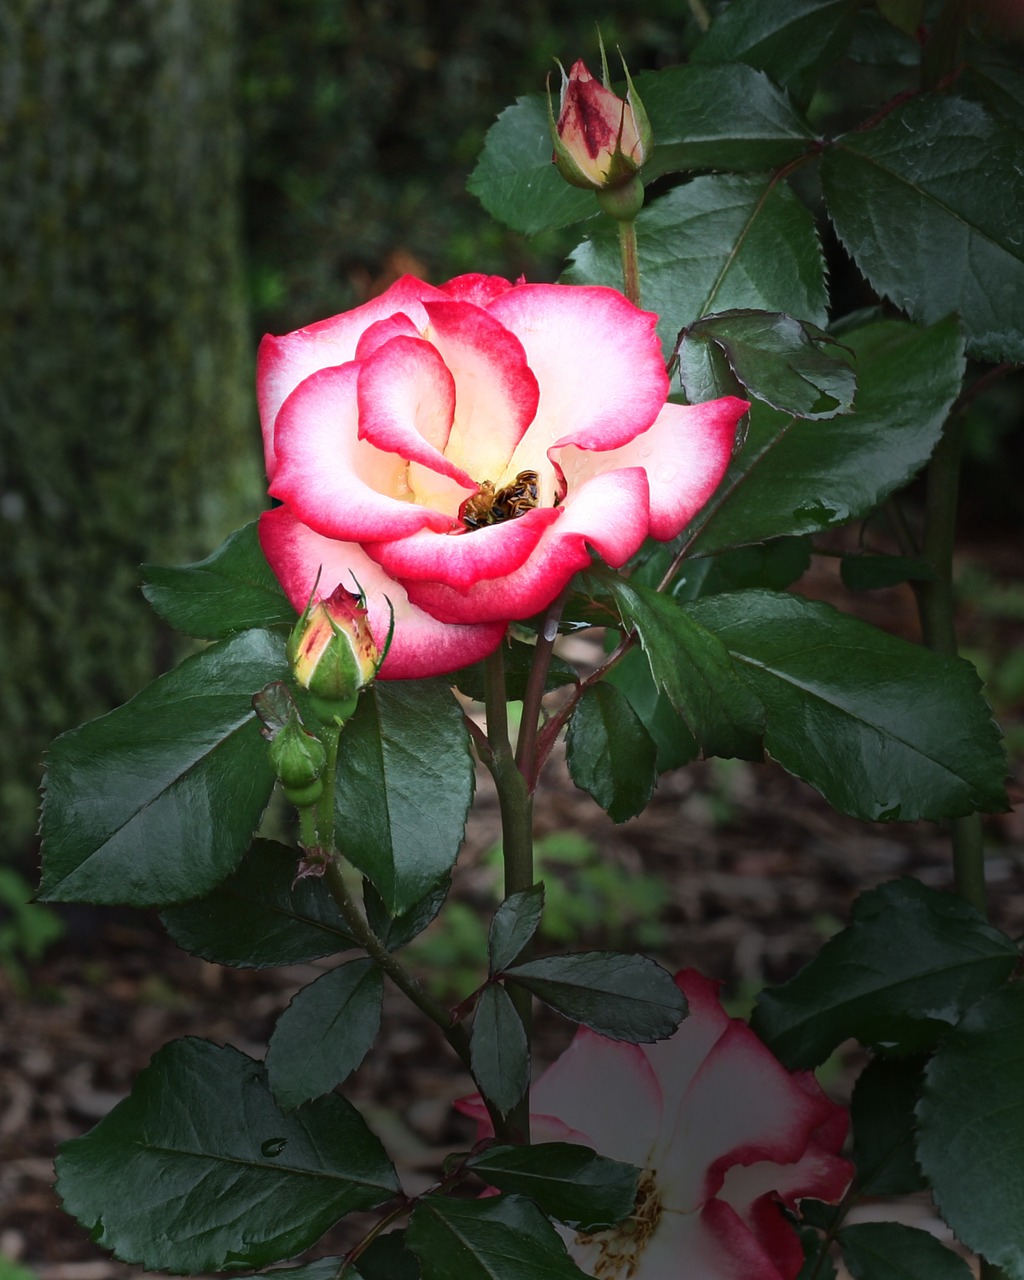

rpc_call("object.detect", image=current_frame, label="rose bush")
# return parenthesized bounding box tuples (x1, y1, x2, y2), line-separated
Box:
(258, 274, 747, 678)
(460, 970, 853, 1280)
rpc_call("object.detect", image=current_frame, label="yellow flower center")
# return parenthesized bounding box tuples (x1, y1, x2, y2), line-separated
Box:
(573, 1168, 662, 1280)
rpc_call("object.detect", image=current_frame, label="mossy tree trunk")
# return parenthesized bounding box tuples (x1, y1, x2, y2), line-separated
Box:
(1, 0, 261, 854)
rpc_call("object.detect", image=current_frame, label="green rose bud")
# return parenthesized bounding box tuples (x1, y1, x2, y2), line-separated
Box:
(288, 585, 382, 726)
(268, 709, 328, 808)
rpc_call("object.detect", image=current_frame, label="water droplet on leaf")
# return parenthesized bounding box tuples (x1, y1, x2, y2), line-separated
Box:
(261, 1137, 288, 1158)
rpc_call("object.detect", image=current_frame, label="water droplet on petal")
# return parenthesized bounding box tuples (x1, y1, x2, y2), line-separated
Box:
(261, 1137, 288, 1158)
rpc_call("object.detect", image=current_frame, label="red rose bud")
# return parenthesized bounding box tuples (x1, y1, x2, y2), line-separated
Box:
(288, 585, 381, 725)
(549, 57, 652, 191)
(268, 710, 328, 808)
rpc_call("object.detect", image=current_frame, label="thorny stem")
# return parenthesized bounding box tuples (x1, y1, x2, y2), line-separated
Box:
(315, 724, 342, 850)
(483, 646, 534, 1143)
(516, 592, 569, 787)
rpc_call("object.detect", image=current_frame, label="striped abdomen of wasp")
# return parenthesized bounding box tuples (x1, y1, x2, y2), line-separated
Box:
(459, 469, 540, 531)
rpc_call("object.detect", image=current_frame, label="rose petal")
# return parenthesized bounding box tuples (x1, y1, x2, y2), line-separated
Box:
(259, 506, 506, 678)
(271, 364, 453, 540)
(356, 335, 476, 493)
(368, 506, 561, 593)
(529, 1027, 664, 1171)
(421, 300, 540, 479)
(659, 1020, 839, 1213)
(554, 397, 748, 541)
(354, 312, 422, 360)
(487, 284, 669, 463)
(439, 273, 515, 306)
(258, 275, 448, 476)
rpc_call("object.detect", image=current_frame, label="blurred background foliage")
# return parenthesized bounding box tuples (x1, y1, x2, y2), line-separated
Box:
(1, 0, 1021, 878)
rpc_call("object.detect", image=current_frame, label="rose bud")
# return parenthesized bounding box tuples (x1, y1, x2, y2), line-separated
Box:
(549, 57, 652, 192)
(268, 709, 328, 808)
(288, 585, 381, 725)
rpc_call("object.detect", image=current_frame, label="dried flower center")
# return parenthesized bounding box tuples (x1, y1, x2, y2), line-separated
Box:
(573, 1168, 662, 1280)
(459, 469, 540, 530)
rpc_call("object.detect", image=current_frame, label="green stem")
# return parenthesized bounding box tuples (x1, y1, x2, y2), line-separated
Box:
(315, 724, 342, 849)
(515, 592, 567, 786)
(483, 646, 535, 1143)
(618, 217, 641, 308)
(915, 415, 989, 915)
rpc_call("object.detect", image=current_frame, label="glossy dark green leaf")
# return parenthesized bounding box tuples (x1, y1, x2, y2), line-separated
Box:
(364, 876, 450, 952)
(467, 1143, 639, 1232)
(678, 538, 813, 599)
(489, 884, 545, 976)
(693, 0, 860, 100)
(39, 629, 285, 907)
(838, 1222, 973, 1280)
(467, 94, 595, 235)
(504, 952, 687, 1042)
(686, 590, 1007, 821)
(453, 639, 578, 704)
(141, 520, 295, 639)
(677, 311, 856, 419)
(335, 681, 474, 914)
(470, 983, 529, 1117)
(918, 984, 1024, 1279)
(686, 317, 964, 556)
(565, 682, 658, 822)
(851, 1055, 928, 1195)
(751, 879, 1019, 1068)
(605, 646, 699, 773)
(160, 838, 354, 967)
(966, 43, 1024, 130)
(565, 174, 827, 355)
(822, 94, 1024, 362)
(840, 553, 936, 591)
(635, 63, 815, 180)
(604, 578, 764, 760)
(408, 1194, 590, 1280)
(275, 1234, 420, 1280)
(54, 1038, 399, 1272)
(267, 958, 384, 1111)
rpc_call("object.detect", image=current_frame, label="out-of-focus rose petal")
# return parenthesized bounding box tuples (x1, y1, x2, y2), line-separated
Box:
(259, 507, 506, 678)
(439, 273, 515, 306)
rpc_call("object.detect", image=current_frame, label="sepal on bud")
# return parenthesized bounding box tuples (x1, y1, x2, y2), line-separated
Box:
(288, 585, 382, 726)
(548, 54, 652, 192)
(267, 710, 328, 808)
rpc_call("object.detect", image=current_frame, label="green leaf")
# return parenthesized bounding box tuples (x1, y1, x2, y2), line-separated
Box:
(267, 957, 384, 1111)
(751, 879, 1019, 1068)
(603, 577, 765, 760)
(503, 952, 687, 1042)
(39, 629, 285, 907)
(408, 1194, 590, 1280)
(838, 1222, 974, 1280)
(693, 0, 860, 101)
(636, 63, 815, 180)
(467, 1144, 639, 1233)
(565, 174, 827, 355)
(467, 94, 595, 235)
(966, 44, 1024, 131)
(851, 1055, 928, 1196)
(677, 311, 856, 419)
(686, 317, 965, 556)
(489, 884, 545, 975)
(470, 982, 530, 1118)
(364, 877, 450, 952)
(54, 1038, 399, 1273)
(840, 553, 936, 591)
(275, 1234, 420, 1280)
(160, 838, 355, 967)
(565, 682, 658, 822)
(335, 681, 475, 914)
(605, 645, 698, 773)
(918, 984, 1024, 1279)
(686, 590, 1007, 821)
(141, 520, 295, 639)
(822, 94, 1024, 362)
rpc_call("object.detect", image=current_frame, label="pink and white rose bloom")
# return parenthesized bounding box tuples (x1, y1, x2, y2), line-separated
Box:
(258, 274, 746, 678)
(460, 970, 853, 1280)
